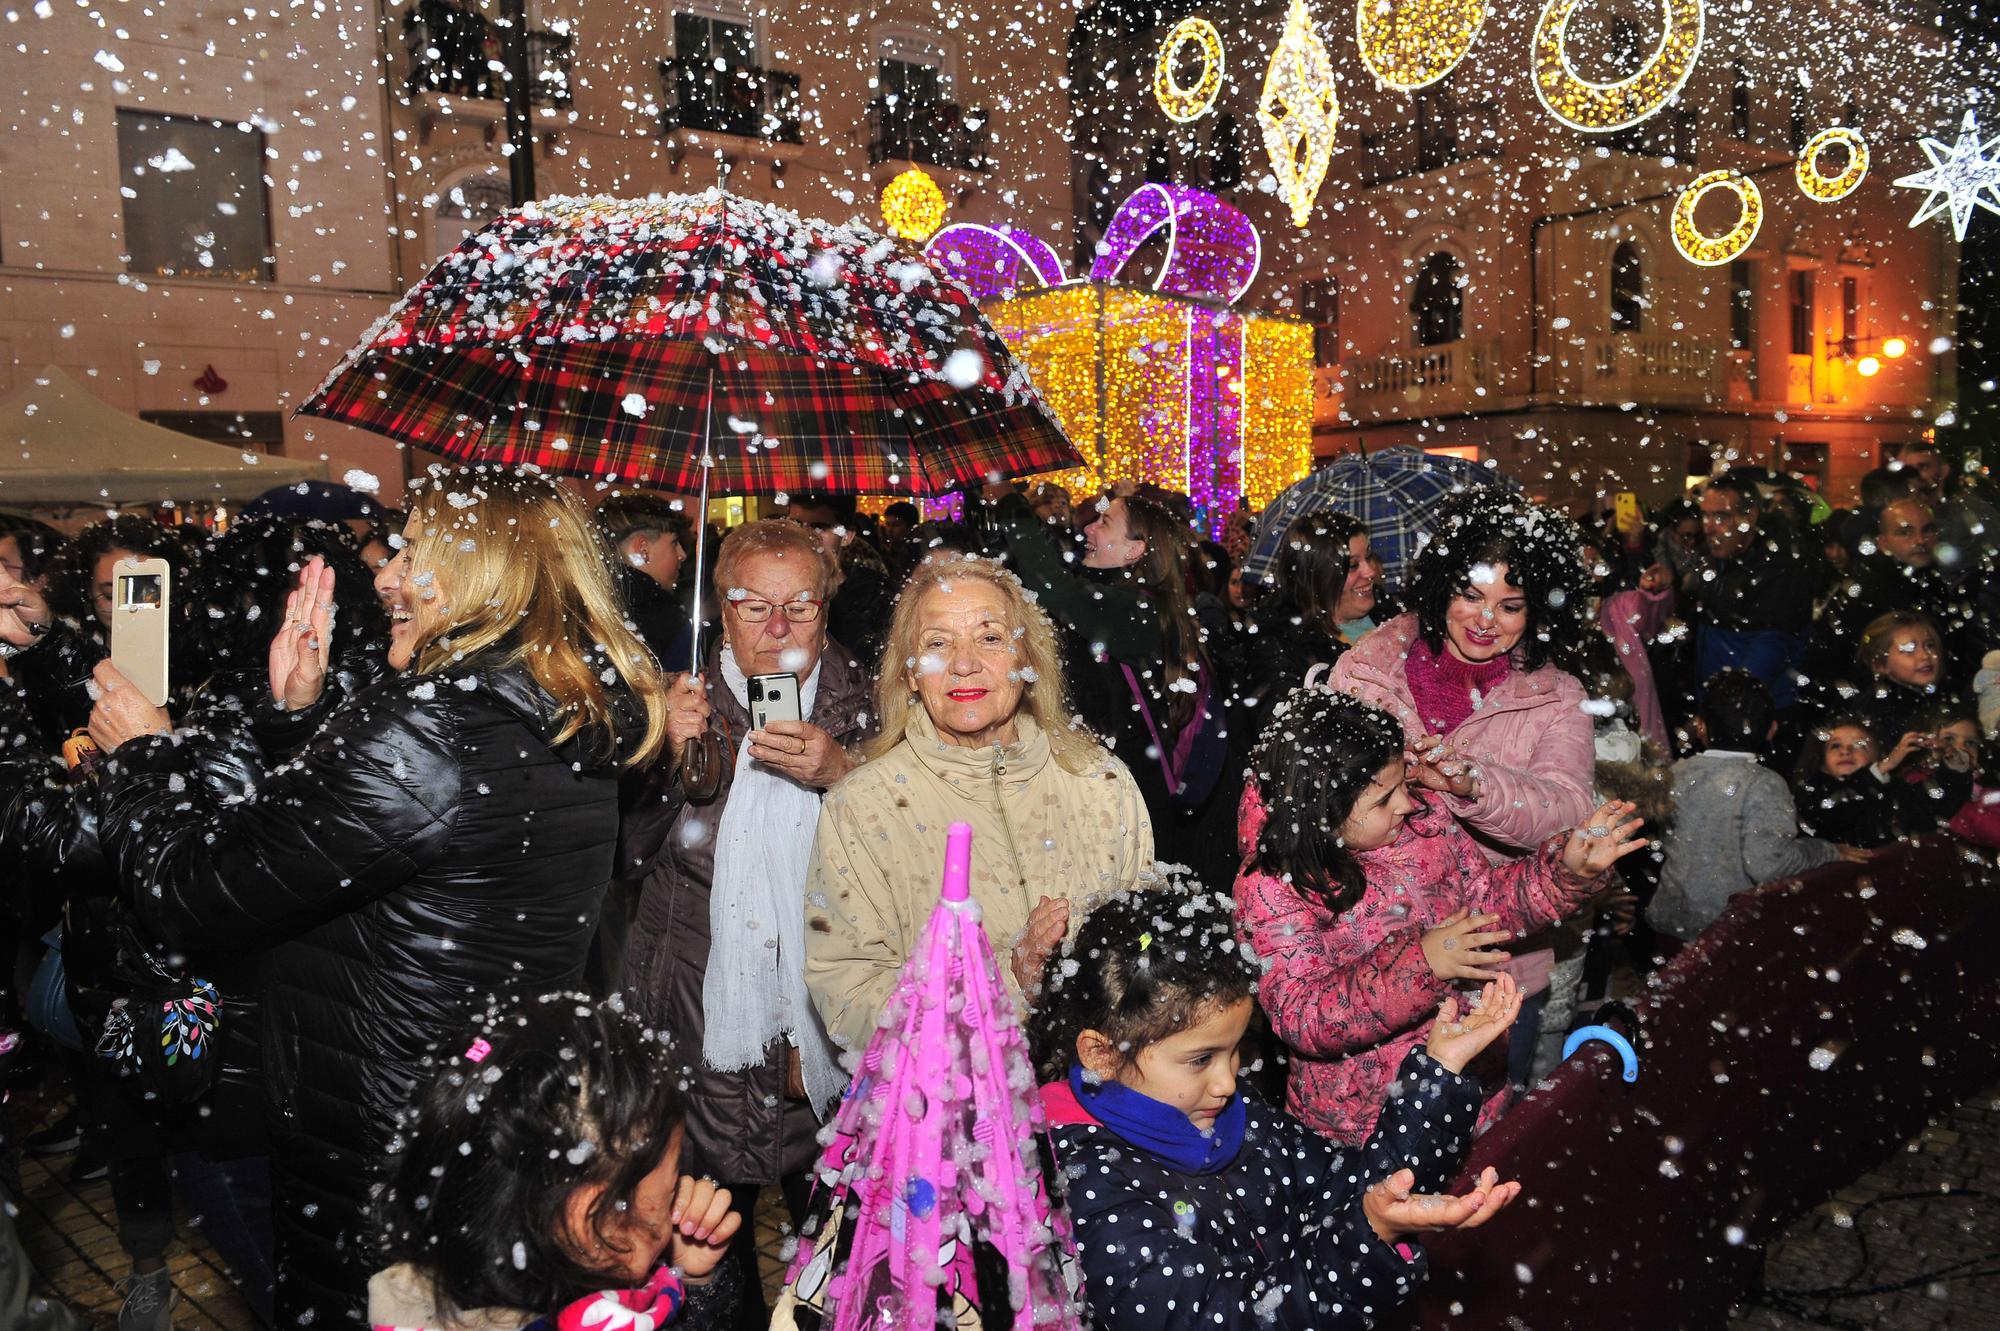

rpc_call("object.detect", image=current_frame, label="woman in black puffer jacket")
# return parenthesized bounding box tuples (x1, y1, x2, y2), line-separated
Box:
(1246, 509, 1380, 715)
(86, 469, 669, 1330)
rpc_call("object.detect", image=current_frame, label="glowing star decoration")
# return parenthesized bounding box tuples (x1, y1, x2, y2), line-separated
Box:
(1796, 127, 1870, 202)
(1154, 17, 1225, 123)
(1258, 0, 1340, 228)
(1357, 0, 1489, 92)
(880, 168, 946, 241)
(1532, 0, 1704, 133)
(1672, 170, 1763, 267)
(1893, 110, 2000, 242)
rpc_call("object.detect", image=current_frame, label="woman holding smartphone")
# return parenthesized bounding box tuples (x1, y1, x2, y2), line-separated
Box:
(619, 516, 876, 1330)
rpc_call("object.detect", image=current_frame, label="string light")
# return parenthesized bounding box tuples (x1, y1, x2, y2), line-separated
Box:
(1100, 290, 1194, 493)
(1531, 0, 1704, 133)
(1672, 170, 1763, 267)
(1796, 127, 1869, 202)
(1239, 318, 1314, 511)
(1357, 0, 1489, 92)
(880, 168, 946, 242)
(1154, 17, 1225, 123)
(1258, 0, 1340, 229)
(986, 286, 1105, 498)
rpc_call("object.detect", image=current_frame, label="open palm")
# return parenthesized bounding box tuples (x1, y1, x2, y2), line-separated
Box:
(269, 556, 336, 711)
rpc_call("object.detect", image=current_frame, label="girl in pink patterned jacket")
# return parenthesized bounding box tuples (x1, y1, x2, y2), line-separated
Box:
(1234, 690, 1648, 1146)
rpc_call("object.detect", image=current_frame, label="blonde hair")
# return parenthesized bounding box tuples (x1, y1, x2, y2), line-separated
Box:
(711, 518, 838, 602)
(868, 553, 1104, 774)
(402, 467, 669, 768)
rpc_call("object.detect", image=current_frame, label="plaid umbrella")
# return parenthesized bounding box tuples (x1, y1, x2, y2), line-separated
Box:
(1244, 445, 1519, 593)
(299, 189, 1081, 496)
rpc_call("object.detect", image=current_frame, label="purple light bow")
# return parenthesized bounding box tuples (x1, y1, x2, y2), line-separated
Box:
(925, 223, 1067, 303)
(1088, 183, 1261, 306)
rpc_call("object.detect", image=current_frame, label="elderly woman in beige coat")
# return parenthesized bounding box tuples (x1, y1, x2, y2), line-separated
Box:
(805, 553, 1154, 1051)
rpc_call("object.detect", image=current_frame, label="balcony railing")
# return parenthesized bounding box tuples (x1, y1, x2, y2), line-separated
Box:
(1341, 338, 1499, 419)
(657, 56, 802, 143)
(1550, 335, 1722, 406)
(866, 97, 991, 172)
(403, 0, 571, 107)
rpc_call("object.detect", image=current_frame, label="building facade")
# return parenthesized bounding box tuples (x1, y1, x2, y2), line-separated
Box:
(1069, 0, 1962, 508)
(0, 0, 1075, 506)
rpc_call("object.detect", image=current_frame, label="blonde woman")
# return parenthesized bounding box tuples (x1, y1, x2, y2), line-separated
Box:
(86, 466, 668, 1329)
(804, 554, 1154, 1053)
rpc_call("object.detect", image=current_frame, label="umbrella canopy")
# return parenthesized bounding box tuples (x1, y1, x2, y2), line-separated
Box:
(773, 823, 1081, 1331)
(1244, 444, 1519, 593)
(0, 367, 322, 508)
(299, 190, 1083, 497)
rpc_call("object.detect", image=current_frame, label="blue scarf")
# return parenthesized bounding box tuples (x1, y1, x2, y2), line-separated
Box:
(1067, 1064, 1246, 1174)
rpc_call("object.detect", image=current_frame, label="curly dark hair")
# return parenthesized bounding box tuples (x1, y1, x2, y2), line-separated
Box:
(1031, 883, 1258, 1084)
(1406, 489, 1589, 675)
(49, 515, 191, 630)
(378, 993, 689, 1320)
(1246, 689, 1412, 916)
(180, 513, 389, 684)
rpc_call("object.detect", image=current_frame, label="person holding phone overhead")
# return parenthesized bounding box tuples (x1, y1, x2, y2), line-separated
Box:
(619, 517, 876, 1331)
(83, 467, 669, 1330)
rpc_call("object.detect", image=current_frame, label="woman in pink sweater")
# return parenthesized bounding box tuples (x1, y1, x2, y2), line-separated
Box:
(1234, 691, 1647, 1145)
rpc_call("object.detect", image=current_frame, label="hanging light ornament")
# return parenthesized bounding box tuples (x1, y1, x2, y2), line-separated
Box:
(1795, 126, 1870, 202)
(1531, 0, 1704, 133)
(1672, 170, 1762, 266)
(1892, 109, 2000, 242)
(1154, 17, 1226, 122)
(1258, 0, 1341, 229)
(1356, 0, 1489, 92)
(880, 167, 946, 241)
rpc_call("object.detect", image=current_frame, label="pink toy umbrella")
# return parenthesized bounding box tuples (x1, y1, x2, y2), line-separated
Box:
(772, 822, 1082, 1331)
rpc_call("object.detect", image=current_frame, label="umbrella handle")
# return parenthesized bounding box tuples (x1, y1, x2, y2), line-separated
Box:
(680, 726, 727, 802)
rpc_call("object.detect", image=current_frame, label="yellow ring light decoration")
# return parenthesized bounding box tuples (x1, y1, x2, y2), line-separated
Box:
(1154, 18, 1225, 123)
(1796, 126, 1870, 202)
(880, 167, 946, 242)
(1532, 0, 1705, 133)
(1672, 170, 1762, 267)
(1357, 0, 1490, 92)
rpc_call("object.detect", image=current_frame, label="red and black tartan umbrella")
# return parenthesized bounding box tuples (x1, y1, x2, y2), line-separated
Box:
(299, 189, 1082, 496)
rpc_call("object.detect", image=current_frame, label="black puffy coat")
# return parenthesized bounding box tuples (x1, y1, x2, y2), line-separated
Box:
(98, 661, 637, 1330)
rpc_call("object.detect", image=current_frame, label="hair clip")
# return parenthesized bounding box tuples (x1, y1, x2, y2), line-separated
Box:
(1138, 932, 1153, 952)
(465, 1038, 493, 1064)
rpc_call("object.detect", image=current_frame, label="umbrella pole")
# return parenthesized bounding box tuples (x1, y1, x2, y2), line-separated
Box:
(687, 367, 717, 671)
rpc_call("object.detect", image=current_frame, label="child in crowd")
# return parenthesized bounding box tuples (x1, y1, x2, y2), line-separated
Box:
(1850, 611, 1953, 744)
(1890, 703, 1982, 833)
(1032, 887, 1525, 1331)
(1791, 714, 1900, 848)
(1649, 672, 1868, 944)
(370, 995, 739, 1331)
(1233, 690, 1648, 1146)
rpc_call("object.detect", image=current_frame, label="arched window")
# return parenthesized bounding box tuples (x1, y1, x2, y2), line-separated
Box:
(1411, 251, 1464, 347)
(1610, 241, 1644, 332)
(1207, 113, 1242, 191)
(432, 173, 511, 256)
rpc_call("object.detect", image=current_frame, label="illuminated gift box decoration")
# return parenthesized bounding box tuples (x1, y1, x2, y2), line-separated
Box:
(926, 184, 1313, 531)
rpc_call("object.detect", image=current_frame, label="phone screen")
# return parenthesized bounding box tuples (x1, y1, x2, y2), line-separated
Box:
(119, 573, 165, 609)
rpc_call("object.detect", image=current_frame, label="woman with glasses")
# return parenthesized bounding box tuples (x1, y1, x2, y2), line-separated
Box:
(620, 517, 876, 1331)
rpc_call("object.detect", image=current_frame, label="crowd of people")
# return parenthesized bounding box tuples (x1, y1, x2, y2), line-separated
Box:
(0, 440, 1993, 1331)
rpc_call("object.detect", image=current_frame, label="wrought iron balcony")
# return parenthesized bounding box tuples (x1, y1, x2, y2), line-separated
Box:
(402, 0, 571, 108)
(865, 97, 991, 172)
(657, 56, 802, 144)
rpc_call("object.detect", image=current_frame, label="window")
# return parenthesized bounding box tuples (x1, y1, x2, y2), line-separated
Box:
(1412, 251, 1464, 348)
(1782, 442, 1829, 491)
(1144, 135, 1172, 184)
(115, 110, 272, 281)
(677, 11, 754, 74)
(1729, 259, 1755, 350)
(1731, 64, 1751, 140)
(1302, 277, 1340, 368)
(666, 11, 758, 136)
(1842, 276, 1860, 358)
(1207, 114, 1242, 191)
(1789, 91, 1809, 153)
(879, 56, 944, 113)
(1610, 242, 1644, 333)
(1416, 87, 1458, 171)
(1789, 269, 1815, 356)
(433, 174, 511, 254)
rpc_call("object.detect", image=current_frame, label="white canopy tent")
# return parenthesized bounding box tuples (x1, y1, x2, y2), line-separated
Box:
(0, 366, 322, 510)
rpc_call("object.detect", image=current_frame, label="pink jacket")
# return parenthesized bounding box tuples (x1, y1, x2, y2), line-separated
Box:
(1327, 614, 1597, 862)
(1235, 790, 1603, 1146)
(1599, 587, 1673, 749)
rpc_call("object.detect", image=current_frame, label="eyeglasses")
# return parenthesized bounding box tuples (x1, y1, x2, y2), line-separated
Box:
(729, 596, 824, 624)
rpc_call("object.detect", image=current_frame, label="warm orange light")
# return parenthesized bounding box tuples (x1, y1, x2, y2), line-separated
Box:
(1882, 337, 1909, 359)
(1857, 355, 1883, 378)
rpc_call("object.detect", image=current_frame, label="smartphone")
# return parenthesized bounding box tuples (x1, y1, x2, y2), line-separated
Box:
(109, 556, 171, 707)
(749, 672, 802, 731)
(1613, 492, 1642, 535)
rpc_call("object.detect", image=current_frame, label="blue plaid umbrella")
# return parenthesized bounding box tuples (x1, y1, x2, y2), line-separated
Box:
(1244, 446, 1518, 594)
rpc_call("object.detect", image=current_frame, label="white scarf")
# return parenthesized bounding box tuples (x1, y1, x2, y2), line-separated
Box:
(704, 648, 847, 1115)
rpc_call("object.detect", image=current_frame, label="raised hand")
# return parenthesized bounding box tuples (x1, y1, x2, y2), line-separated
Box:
(662, 672, 712, 766)
(87, 659, 171, 752)
(1560, 800, 1649, 880)
(1419, 907, 1512, 983)
(269, 556, 336, 711)
(666, 1176, 740, 1283)
(1363, 1166, 1522, 1243)
(1408, 733, 1479, 799)
(749, 719, 854, 790)
(1011, 895, 1071, 999)
(1424, 974, 1524, 1075)
(0, 564, 51, 651)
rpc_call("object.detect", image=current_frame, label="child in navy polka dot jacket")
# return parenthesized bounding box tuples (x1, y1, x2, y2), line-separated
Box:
(1030, 887, 1525, 1331)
